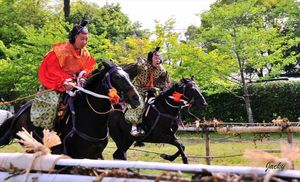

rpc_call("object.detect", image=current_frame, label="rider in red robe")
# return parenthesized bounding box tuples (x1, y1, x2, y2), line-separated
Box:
(31, 20, 96, 129)
(39, 26, 96, 92)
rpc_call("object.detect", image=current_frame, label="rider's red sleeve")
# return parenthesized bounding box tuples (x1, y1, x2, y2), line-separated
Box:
(38, 51, 73, 92)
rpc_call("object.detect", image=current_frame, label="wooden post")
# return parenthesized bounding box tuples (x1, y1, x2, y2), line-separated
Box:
(205, 131, 211, 165)
(287, 133, 294, 169)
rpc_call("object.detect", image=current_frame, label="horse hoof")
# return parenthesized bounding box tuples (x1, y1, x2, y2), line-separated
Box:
(160, 154, 168, 160)
(183, 158, 188, 164)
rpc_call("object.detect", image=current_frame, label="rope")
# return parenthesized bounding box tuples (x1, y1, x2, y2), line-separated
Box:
(86, 95, 113, 115)
(0, 89, 53, 106)
(106, 146, 285, 160)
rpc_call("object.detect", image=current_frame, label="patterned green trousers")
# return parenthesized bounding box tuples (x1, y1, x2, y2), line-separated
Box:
(124, 88, 146, 124)
(30, 86, 61, 130)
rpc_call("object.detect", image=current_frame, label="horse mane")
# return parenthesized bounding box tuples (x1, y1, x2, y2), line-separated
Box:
(84, 61, 117, 90)
(155, 78, 192, 101)
(155, 83, 177, 101)
(84, 68, 103, 90)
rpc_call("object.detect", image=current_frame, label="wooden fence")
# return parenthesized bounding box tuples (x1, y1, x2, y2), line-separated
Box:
(178, 122, 300, 165)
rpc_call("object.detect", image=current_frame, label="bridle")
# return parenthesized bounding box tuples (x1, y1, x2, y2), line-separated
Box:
(165, 81, 195, 109)
(85, 66, 127, 114)
(140, 81, 198, 139)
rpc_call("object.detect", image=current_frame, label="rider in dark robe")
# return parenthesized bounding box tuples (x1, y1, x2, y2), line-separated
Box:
(123, 47, 170, 136)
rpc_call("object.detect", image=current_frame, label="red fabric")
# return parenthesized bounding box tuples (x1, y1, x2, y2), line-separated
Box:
(172, 91, 183, 102)
(39, 51, 96, 92)
(52, 41, 93, 75)
(145, 72, 154, 88)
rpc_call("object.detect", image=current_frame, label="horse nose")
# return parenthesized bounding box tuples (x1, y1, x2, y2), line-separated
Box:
(130, 96, 140, 109)
(127, 90, 141, 108)
(203, 102, 208, 110)
(133, 95, 140, 104)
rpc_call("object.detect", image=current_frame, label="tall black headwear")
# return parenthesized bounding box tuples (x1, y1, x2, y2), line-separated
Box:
(147, 46, 162, 64)
(68, 20, 89, 44)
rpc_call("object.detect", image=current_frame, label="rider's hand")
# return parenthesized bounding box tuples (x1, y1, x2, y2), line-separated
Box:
(78, 78, 87, 87)
(147, 87, 160, 96)
(63, 78, 75, 91)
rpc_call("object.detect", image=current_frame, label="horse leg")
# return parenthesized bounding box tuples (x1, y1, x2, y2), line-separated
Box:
(158, 135, 188, 164)
(113, 140, 134, 160)
(0, 116, 16, 145)
(160, 142, 185, 162)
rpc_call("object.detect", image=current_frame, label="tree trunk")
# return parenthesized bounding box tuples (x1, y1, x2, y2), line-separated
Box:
(234, 30, 254, 123)
(64, 0, 70, 22)
(243, 83, 254, 123)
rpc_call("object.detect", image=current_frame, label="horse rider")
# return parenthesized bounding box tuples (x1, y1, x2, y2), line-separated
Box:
(123, 47, 170, 136)
(30, 20, 96, 130)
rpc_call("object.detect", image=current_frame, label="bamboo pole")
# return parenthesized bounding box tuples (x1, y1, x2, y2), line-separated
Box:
(216, 126, 300, 134)
(287, 133, 295, 169)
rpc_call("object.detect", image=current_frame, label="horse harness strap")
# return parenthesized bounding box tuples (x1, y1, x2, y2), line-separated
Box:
(63, 97, 109, 154)
(86, 95, 114, 114)
(138, 103, 178, 141)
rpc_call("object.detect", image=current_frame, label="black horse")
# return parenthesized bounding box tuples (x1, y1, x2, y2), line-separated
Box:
(0, 61, 141, 159)
(108, 78, 207, 164)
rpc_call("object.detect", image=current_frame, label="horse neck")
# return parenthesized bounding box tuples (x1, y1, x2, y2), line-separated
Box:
(155, 91, 181, 115)
(80, 71, 112, 112)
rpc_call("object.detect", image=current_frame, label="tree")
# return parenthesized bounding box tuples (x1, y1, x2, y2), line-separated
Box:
(0, 20, 68, 101)
(194, 0, 299, 123)
(64, 0, 71, 22)
(0, 0, 55, 46)
(69, 1, 148, 42)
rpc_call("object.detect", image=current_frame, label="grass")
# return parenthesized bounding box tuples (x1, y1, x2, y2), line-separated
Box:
(1, 133, 300, 168)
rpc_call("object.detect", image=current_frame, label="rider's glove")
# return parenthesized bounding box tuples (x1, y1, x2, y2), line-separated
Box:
(77, 70, 87, 87)
(63, 78, 75, 91)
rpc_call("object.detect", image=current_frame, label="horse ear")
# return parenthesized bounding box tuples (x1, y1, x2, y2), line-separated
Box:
(109, 59, 117, 67)
(191, 76, 195, 81)
(97, 64, 103, 71)
(102, 61, 111, 69)
(173, 83, 180, 89)
(181, 77, 188, 83)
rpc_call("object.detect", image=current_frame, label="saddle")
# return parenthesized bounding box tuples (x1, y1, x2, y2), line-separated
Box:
(57, 93, 69, 120)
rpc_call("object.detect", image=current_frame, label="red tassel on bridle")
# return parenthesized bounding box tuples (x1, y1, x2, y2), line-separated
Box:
(172, 91, 183, 102)
(108, 88, 120, 104)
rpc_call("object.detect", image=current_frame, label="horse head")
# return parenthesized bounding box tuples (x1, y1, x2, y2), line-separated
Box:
(88, 61, 141, 108)
(173, 77, 208, 109)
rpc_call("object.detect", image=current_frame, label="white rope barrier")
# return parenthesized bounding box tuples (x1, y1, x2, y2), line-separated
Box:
(0, 153, 299, 179)
(0, 172, 156, 182)
(54, 159, 300, 178)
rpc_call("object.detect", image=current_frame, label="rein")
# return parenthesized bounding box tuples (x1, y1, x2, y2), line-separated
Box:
(73, 85, 110, 99)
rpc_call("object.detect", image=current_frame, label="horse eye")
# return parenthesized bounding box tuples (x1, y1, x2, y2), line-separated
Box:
(112, 75, 121, 80)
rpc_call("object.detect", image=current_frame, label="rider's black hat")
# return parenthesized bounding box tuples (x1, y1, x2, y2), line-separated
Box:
(147, 46, 162, 63)
(69, 20, 89, 44)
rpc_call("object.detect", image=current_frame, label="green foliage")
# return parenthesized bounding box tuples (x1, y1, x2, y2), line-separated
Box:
(0, 20, 68, 100)
(250, 81, 300, 122)
(191, 81, 300, 123)
(69, 1, 147, 42)
(0, 0, 56, 45)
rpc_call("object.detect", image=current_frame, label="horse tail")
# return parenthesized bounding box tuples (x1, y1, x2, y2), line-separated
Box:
(0, 116, 16, 146)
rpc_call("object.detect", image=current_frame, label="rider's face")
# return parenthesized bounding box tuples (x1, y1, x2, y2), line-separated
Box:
(74, 33, 89, 50)
(151, 52, 161, 68)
